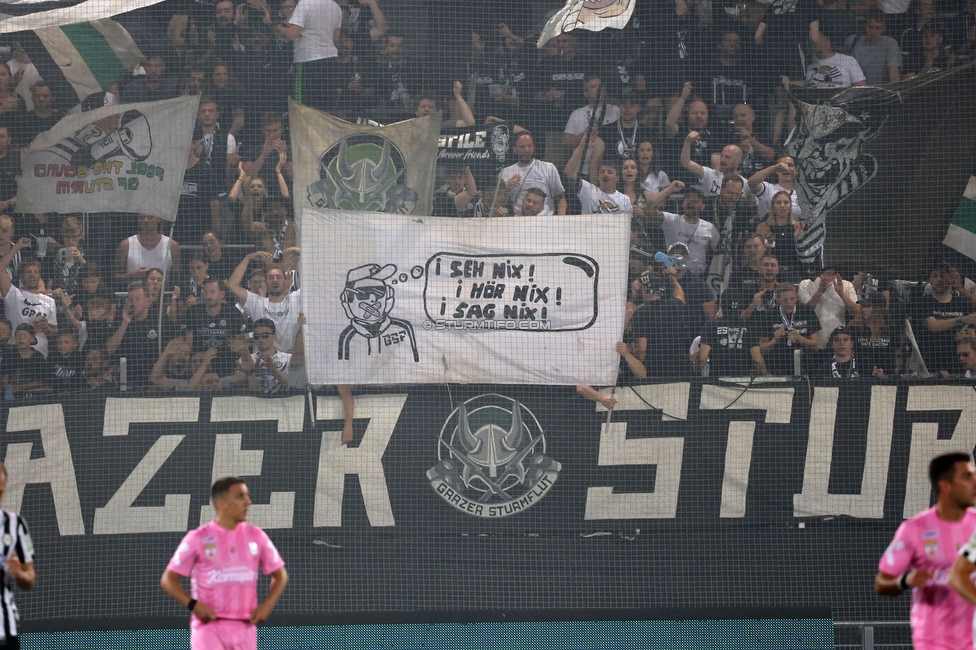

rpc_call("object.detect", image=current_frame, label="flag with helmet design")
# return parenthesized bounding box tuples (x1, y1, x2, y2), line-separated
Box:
(290, 99, 440, 219)
(16, 95, 199, 218)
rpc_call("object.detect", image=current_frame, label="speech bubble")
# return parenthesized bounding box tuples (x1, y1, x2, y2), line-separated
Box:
(423, 253, 599, 332)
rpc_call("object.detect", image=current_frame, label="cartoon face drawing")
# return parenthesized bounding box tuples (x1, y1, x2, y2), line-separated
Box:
(341, 281, 393, 325)
(338, 263, 419, 362)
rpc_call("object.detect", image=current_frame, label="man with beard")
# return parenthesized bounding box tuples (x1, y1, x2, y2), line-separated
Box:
(500, 132, 566, 216)
(645, 189, 717, 276)
(681, 131, 744, 198)
(518, 188, 548, 216)
(227, 251, 301, 353)
(201, 232, 239, 282)
(599, 89, 654, 163)
(880, 453, 976, 650)
(185, 278, 248, 377)
(664, 90, 718, 185)
(0, 237, 57, 357)
(564, 128, 631, 214)
(724, 252, 781, 321)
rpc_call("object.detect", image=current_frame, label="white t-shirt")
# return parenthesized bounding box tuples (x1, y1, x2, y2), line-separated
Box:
(242, 289, 302, 353)
(563, 104, 621, 136)
(798, 277, 858, 348)
(660, 213, 719, 276)
(500, 159, 565, 214)
(251, 350, 292, 393)
(806, 53, 866, 88)
(290, 0, 342, 63)
(642, 170, 671, 195)
(4, 286, 57, 357)
(698, 167, 747, 198)
(578, 180, 632, 214)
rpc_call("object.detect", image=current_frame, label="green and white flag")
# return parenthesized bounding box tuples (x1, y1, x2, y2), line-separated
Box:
(0, 0, 166, 34)
(290, 99, 440, 219)
(943, 175, 976, 261)
(35, 19, 143, 100)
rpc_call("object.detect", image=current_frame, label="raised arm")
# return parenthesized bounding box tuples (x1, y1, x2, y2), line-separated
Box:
(228, 251, 268, 303)
(275, 150, 290, 198)
(680, 131, 705, 180)
(649, 180, 685, 208)
(748, 161, 788, 193)
(360, 0, 388, 40)
(454, 166, 480, 212)
(665, 81, 693, 138)
(0, 237, 29, 297)
(452, 81, 476, 127)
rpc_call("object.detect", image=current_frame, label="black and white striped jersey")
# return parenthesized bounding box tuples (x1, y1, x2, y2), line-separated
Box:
(0, 510, 33, 640)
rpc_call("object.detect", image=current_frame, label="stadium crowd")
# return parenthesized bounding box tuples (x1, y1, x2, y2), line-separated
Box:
(0, 0, 971, 400)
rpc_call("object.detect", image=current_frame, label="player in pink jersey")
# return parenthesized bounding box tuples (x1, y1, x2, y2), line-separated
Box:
(161, 477, 288, 650)
(876, 452, 976, 650)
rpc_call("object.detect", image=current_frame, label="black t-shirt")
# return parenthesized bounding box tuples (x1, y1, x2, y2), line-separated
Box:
(185, 302, 248, 377)
(848, 324, 900, 375)
(678, 273, 716, 337)
(700, 317, 758, 377)
(721, 281, 775, 320)
(632, 297, 691, 378)
(83, 320, 115, 352)
(599, 120, 657, 162)
(4, 350, 51, 396)
(526, 53, 597, 134)
(755, 303, 820, 375)
(116, 316, 165, 388)
(18, 110, 63, 146)
(760, 0, 816, 78)
(49, 349, 86, 393)
(913, 294, 972, 374)
(811, 353, 861, 378)
(0, 151, 20, 201)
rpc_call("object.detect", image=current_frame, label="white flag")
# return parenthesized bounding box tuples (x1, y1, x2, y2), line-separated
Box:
(301, 209, 630, 386)
(16, 95, 199, 219)
(290, 100, 439, 218)
(537, 0, 636, 48)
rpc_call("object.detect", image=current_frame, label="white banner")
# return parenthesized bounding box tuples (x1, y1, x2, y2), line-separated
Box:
(302, 209, 631, 385)
(290, 100, 439, 218)
(16, 95, 199, 220)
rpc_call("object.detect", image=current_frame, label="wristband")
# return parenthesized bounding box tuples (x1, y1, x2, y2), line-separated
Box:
(898, 573, 911, 591)
(187, 599, 198, 612)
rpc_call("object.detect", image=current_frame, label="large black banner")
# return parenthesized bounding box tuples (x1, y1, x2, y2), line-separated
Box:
(6, 380, 974, 630)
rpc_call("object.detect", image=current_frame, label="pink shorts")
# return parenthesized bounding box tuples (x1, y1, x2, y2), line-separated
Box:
(190, 619, 257, 650)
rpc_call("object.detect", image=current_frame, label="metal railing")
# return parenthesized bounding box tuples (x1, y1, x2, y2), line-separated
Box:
(834, 621, 912, 650)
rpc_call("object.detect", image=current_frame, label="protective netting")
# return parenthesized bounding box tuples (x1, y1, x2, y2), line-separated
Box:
(0, 0, 973, 645)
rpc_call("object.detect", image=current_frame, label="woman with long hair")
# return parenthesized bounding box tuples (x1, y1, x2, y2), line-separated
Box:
(636, 141, 684, 207)
(756, 190, 804, 282)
